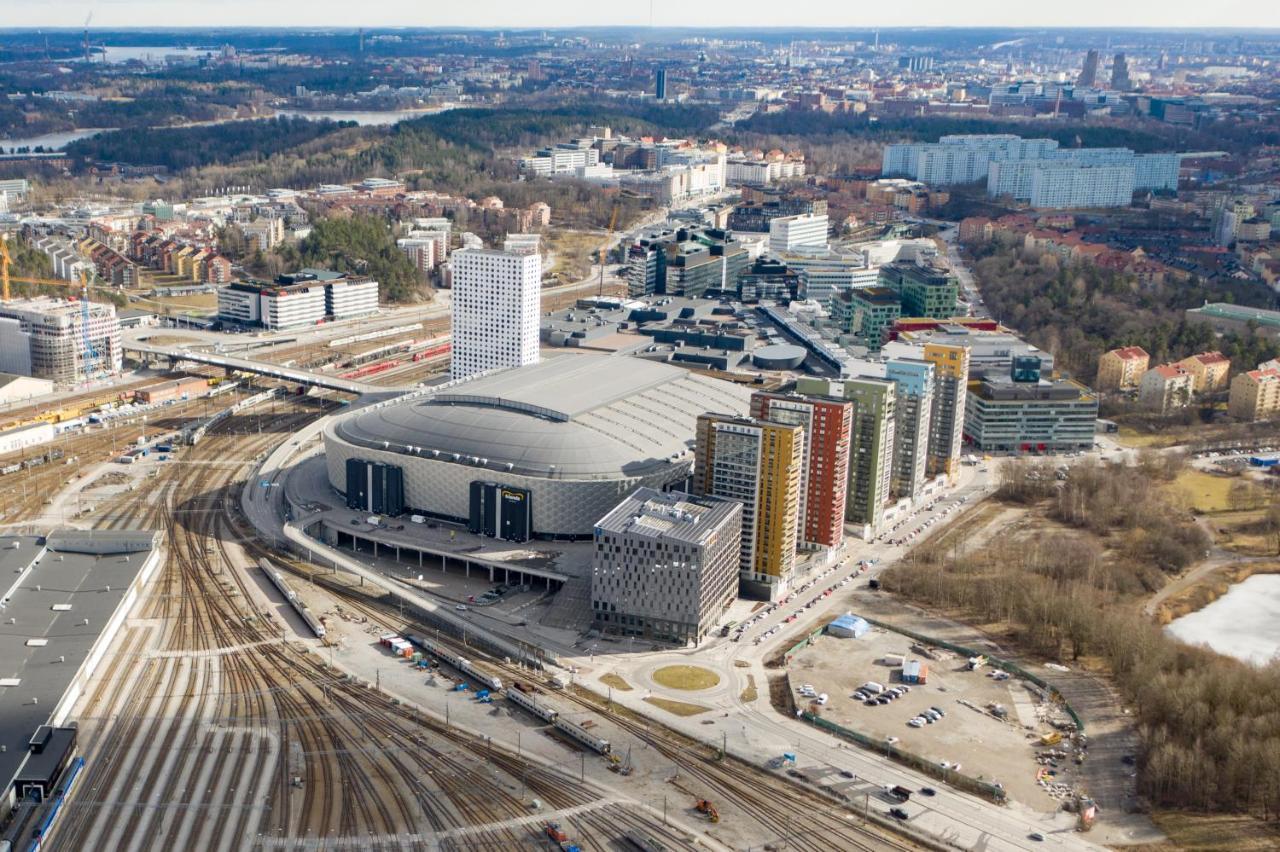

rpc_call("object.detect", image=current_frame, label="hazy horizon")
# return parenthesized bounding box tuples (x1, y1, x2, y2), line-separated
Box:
(8, 1, 1279, 31)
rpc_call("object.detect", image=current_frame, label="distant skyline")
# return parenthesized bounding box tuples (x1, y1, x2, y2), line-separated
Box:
(8, 2, 1279, 31)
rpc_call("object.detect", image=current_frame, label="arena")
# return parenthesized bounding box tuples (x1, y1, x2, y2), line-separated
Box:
(323, 354, 751, 539)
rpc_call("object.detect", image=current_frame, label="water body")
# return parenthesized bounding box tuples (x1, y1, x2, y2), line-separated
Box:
(273, 107, 451, 126)
(1165, 573, 1280, 665)
(0, 128, 114, 152)
(98, 45, 212, 65)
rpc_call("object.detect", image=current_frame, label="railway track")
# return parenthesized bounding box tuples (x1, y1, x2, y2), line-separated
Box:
(49, 395, 682, 852)
(274, 569, 919, 852)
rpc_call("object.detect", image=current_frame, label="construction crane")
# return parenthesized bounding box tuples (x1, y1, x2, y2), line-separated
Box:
(77, 267, 101, 377)
(0, 238, 10, 302)
(0, 245, 105, 376)
(598, 204, 619, 297)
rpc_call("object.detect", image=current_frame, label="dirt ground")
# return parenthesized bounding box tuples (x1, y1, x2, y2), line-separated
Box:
(788, 630, 1079, 812)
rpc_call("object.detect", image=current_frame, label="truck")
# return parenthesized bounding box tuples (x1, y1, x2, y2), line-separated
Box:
(886, 785, 912, 802)
(366, 515, 382, 526)
(858, 682, 886, 695)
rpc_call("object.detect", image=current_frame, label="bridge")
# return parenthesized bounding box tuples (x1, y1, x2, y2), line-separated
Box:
(123, 341, 407, 395)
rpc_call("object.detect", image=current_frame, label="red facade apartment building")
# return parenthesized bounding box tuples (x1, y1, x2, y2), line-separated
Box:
(749, 390, 852, 550)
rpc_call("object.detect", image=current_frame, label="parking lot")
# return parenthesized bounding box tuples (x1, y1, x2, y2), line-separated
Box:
(788, 627, 1081, 811)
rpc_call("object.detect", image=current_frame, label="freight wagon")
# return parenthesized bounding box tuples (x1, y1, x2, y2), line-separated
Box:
(552, 716, 611, 755)
(506, 684, 559, 723)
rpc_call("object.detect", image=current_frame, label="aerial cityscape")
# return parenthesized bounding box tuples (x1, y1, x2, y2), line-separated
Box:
(1, 13, 1279, 852)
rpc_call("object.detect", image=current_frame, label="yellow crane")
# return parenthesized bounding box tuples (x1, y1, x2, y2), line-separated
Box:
(0, 241, 104, 302)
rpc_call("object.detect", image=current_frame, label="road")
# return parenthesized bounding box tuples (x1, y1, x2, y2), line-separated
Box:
(574, 471, 1119, 852)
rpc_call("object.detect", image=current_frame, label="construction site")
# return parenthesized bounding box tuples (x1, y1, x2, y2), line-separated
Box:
(0, 240, 121, 385)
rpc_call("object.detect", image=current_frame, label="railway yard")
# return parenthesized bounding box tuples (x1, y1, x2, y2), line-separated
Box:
(1, 364, 918, 851)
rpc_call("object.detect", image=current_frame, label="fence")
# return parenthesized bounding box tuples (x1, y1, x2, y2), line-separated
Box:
(856, 615, 1085, 734)
(800, 710, 1008, 803)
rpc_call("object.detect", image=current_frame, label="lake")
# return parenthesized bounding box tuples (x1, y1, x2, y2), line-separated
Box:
(273, 107, 454, 126)
(99, 46, 212, 65)
(0, 128, 114, 152)
(1165, 573, 1280, 665)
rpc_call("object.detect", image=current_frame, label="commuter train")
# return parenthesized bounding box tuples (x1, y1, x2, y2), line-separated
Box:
(408, 635, 503, 692)
(551, 716, 612, 756)
(26, 756, 85, 852)
(259, 558, 327, 639)
(506, 683, 559, 723)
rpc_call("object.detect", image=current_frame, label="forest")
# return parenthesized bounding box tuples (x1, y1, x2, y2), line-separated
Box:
(273, 216, 426, 304)
(969, 242, 1280, 378)
(63, 116, 358, 171)
(886, 457, 1280, 819)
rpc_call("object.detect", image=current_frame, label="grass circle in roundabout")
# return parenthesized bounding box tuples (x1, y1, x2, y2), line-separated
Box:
(651, 664, 721, 691)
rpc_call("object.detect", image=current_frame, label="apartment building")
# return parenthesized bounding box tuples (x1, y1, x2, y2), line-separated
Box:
(240, 217, 285, 252)
(1096, 346, 1150, 391)
(920, 342, 970, 480)
(591, 488, 742, 645)
(1176, 351, 1231, 394)
(693, 414, 803, 599)
(749, 391, 852, 550)
(885, 359, 935, 502)
(795, 376, 896, 539)
(1139, 364, 1196, 412)
(1228, 364, 1280, 422)
(450, 244, 541, 380)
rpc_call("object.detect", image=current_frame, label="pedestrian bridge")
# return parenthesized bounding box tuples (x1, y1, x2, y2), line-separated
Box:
(124, 341, 401, 395)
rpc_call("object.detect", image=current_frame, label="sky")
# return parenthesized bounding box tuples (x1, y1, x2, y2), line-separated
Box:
(7, 1, 1279, 31)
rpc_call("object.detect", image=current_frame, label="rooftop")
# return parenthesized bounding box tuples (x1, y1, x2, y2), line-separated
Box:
(0, 530, 159, 798)
(332, 354, 751, 480)
(1188, 302, 1280, 328)
(595, 488, 741, 545)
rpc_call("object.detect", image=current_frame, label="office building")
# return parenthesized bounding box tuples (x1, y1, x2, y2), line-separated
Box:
(0, 298, 122, 383)
(879, 262, 959, 319)
(450, 243, 541, 380)
(750, 392, 852, 550)
(591, 488, 742, 645)
(1111, 53, 1133, 91)
(768, 213, 828, 255)
(796, 376, 896, 539)
(325, 276, 379, 320)
(1175, 351, 1231, 394)
(885, 359, 935, 502)
(655, 68, 667, 100)
(624, 227, 747, 298)
(693, 414, 803, 599)
(1079, 49, 1100, 87)
(964, 363, 1098, 454)
(1228, 365, 1280, 422)
(1096, 346, 1150, 391)
(519, 140, 600, 177)
(843, 287, 901, 349)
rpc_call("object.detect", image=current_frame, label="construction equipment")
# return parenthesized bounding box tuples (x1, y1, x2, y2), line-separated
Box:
(695, 799, 720, 823)
(76, 267, 101, 377)
(598, 204, 619, 297)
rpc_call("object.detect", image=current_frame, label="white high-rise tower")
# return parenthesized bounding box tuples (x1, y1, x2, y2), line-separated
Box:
(450, 244, 541, 381)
